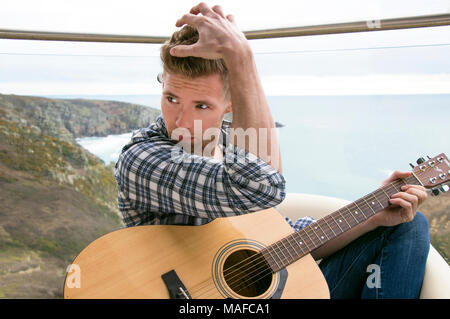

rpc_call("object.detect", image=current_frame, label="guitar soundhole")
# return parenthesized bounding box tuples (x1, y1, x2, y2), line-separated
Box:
(223, 249, 272, 297)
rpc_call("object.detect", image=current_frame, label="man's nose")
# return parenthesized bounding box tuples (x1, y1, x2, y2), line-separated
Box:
(175, 108, 193, 130)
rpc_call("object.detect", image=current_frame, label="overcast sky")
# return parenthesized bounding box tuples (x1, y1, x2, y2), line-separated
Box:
(1, 0, 450, 96)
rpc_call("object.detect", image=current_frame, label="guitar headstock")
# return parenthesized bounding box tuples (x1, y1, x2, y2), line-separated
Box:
(411, 153, 450, 195)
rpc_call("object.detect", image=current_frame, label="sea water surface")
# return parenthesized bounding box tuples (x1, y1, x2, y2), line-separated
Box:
(74, 94, 450, 201)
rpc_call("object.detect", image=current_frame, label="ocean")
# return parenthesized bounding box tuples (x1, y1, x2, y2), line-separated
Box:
(71, 94, 450, 201)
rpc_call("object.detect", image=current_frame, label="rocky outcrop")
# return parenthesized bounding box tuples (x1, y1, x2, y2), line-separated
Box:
(0, 94, 161, 142)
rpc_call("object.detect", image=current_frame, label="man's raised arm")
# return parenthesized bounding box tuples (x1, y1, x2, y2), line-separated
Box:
(169, 3, 282, 172)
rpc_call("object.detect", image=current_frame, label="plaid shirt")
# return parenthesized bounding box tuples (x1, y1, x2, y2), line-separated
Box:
(114, 115, 315, 231)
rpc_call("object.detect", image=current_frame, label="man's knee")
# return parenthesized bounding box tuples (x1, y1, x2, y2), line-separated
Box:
(407, 211, 430, 249)
(412, 211, 430, 235)
(388, 211, 430, 246)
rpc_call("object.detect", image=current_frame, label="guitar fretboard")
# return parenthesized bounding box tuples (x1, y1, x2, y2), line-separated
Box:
(261, 174, 421, 273)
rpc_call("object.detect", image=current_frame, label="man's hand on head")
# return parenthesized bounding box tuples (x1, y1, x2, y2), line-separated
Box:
(167, 3, 283, 173)
(170, 3, 250, 62)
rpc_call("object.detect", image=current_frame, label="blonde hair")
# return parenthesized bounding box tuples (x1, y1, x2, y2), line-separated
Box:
(160, 25, 230, 100)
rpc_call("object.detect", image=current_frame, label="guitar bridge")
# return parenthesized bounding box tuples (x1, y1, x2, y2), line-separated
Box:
(161, 270, 191, 299)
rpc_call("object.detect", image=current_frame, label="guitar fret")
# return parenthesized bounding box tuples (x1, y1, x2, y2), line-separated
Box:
(311, 223, 327, 242)
(371, 192, 384, 208)
(281, 238, 295, 262)
(303, 227, 317, 249)
(390, 182, 401, 192)
(332, 214, 344, 233)
(338, 209, 353, 229)
(272, 242, 284, 269)
(271, 243, 283, 269)
(368, 193, 383, 212)
(408, 173, 422, 186)
(318, 222, 330, 241)
(294, 231, 311, 252)
(353, 201, 367, 219)
(345, 206, 362, 224)
(380, 188, 391, 201)
(375, 189, 390, 207)
(323, 216, 337, 237)
(274, 241, 289, 266)
(264, 247, 280, 271)
(287, 235, 302, 257)
(291, 234, 306, 254)
(362, 197, 376, 214)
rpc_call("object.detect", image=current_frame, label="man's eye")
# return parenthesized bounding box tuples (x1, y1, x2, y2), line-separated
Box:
(167, 96, 178, 103)
(196, 104, 208, 109)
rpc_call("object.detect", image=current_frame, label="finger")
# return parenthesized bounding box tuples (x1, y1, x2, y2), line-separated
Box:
(390, 194, 416, 212)
(389, 198, 415, 222)
(402, 184, 425, 190)
(170, 43, 199, 58)
(226, 14, 235, 23)
(382, 170, 411, 185)
(401, 185, 428, 205)
(190, 2, 215, 16)
(176, 13, 204, 27)
(212, 5, 225, 18)
(391, 191, 419, 207)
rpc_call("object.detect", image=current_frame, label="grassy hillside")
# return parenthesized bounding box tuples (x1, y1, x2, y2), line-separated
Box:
(0, 115, 123, 298)
(418, 191, 450, 264)
(0, 94, 160, 298)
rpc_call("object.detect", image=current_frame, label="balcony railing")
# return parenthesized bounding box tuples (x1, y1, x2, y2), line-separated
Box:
(1, 13, 450, 43)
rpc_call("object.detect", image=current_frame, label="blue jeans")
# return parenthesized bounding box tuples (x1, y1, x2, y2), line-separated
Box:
(318, 212, 430, 299)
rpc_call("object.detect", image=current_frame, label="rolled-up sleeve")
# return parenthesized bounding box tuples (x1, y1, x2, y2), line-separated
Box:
(114, 135, 286, 223)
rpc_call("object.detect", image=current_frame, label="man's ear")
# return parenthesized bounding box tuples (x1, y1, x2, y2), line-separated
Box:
(225, 102, 232, 114)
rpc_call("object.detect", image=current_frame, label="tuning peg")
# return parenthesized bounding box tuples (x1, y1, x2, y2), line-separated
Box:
(427, 155, 431, 159)
(440, 185, 449, 193)
(416, 157, 426, 165)
(409, 163, 415, 169)
(431, 188, 440, 196)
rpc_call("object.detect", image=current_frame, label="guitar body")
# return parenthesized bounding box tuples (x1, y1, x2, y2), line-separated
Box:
(64, 208, 329, 299)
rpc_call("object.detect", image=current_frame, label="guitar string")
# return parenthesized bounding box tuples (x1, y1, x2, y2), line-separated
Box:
(189, 171, 429, 298)
(188, 166, 437, 298)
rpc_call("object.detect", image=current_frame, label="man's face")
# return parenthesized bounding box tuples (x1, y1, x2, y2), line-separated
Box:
(161, 72, 231, 154)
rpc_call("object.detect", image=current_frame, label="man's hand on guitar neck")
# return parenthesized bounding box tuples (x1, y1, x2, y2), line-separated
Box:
(367, 170, 428, 228)
(311, 171, 428, 260)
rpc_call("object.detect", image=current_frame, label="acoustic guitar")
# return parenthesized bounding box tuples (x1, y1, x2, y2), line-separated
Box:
(64, 153, 449, 299)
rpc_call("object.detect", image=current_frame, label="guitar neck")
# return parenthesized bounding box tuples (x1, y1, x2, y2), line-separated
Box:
(261, 174, 422, 273)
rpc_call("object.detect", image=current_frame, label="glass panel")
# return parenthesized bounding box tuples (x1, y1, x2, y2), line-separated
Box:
(2, 0, 450, 35)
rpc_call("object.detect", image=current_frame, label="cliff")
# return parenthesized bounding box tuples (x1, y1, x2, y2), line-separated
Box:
(0, 94, 161, 298)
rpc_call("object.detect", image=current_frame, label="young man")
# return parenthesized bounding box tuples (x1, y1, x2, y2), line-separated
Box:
(114, 3, 430, 298)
